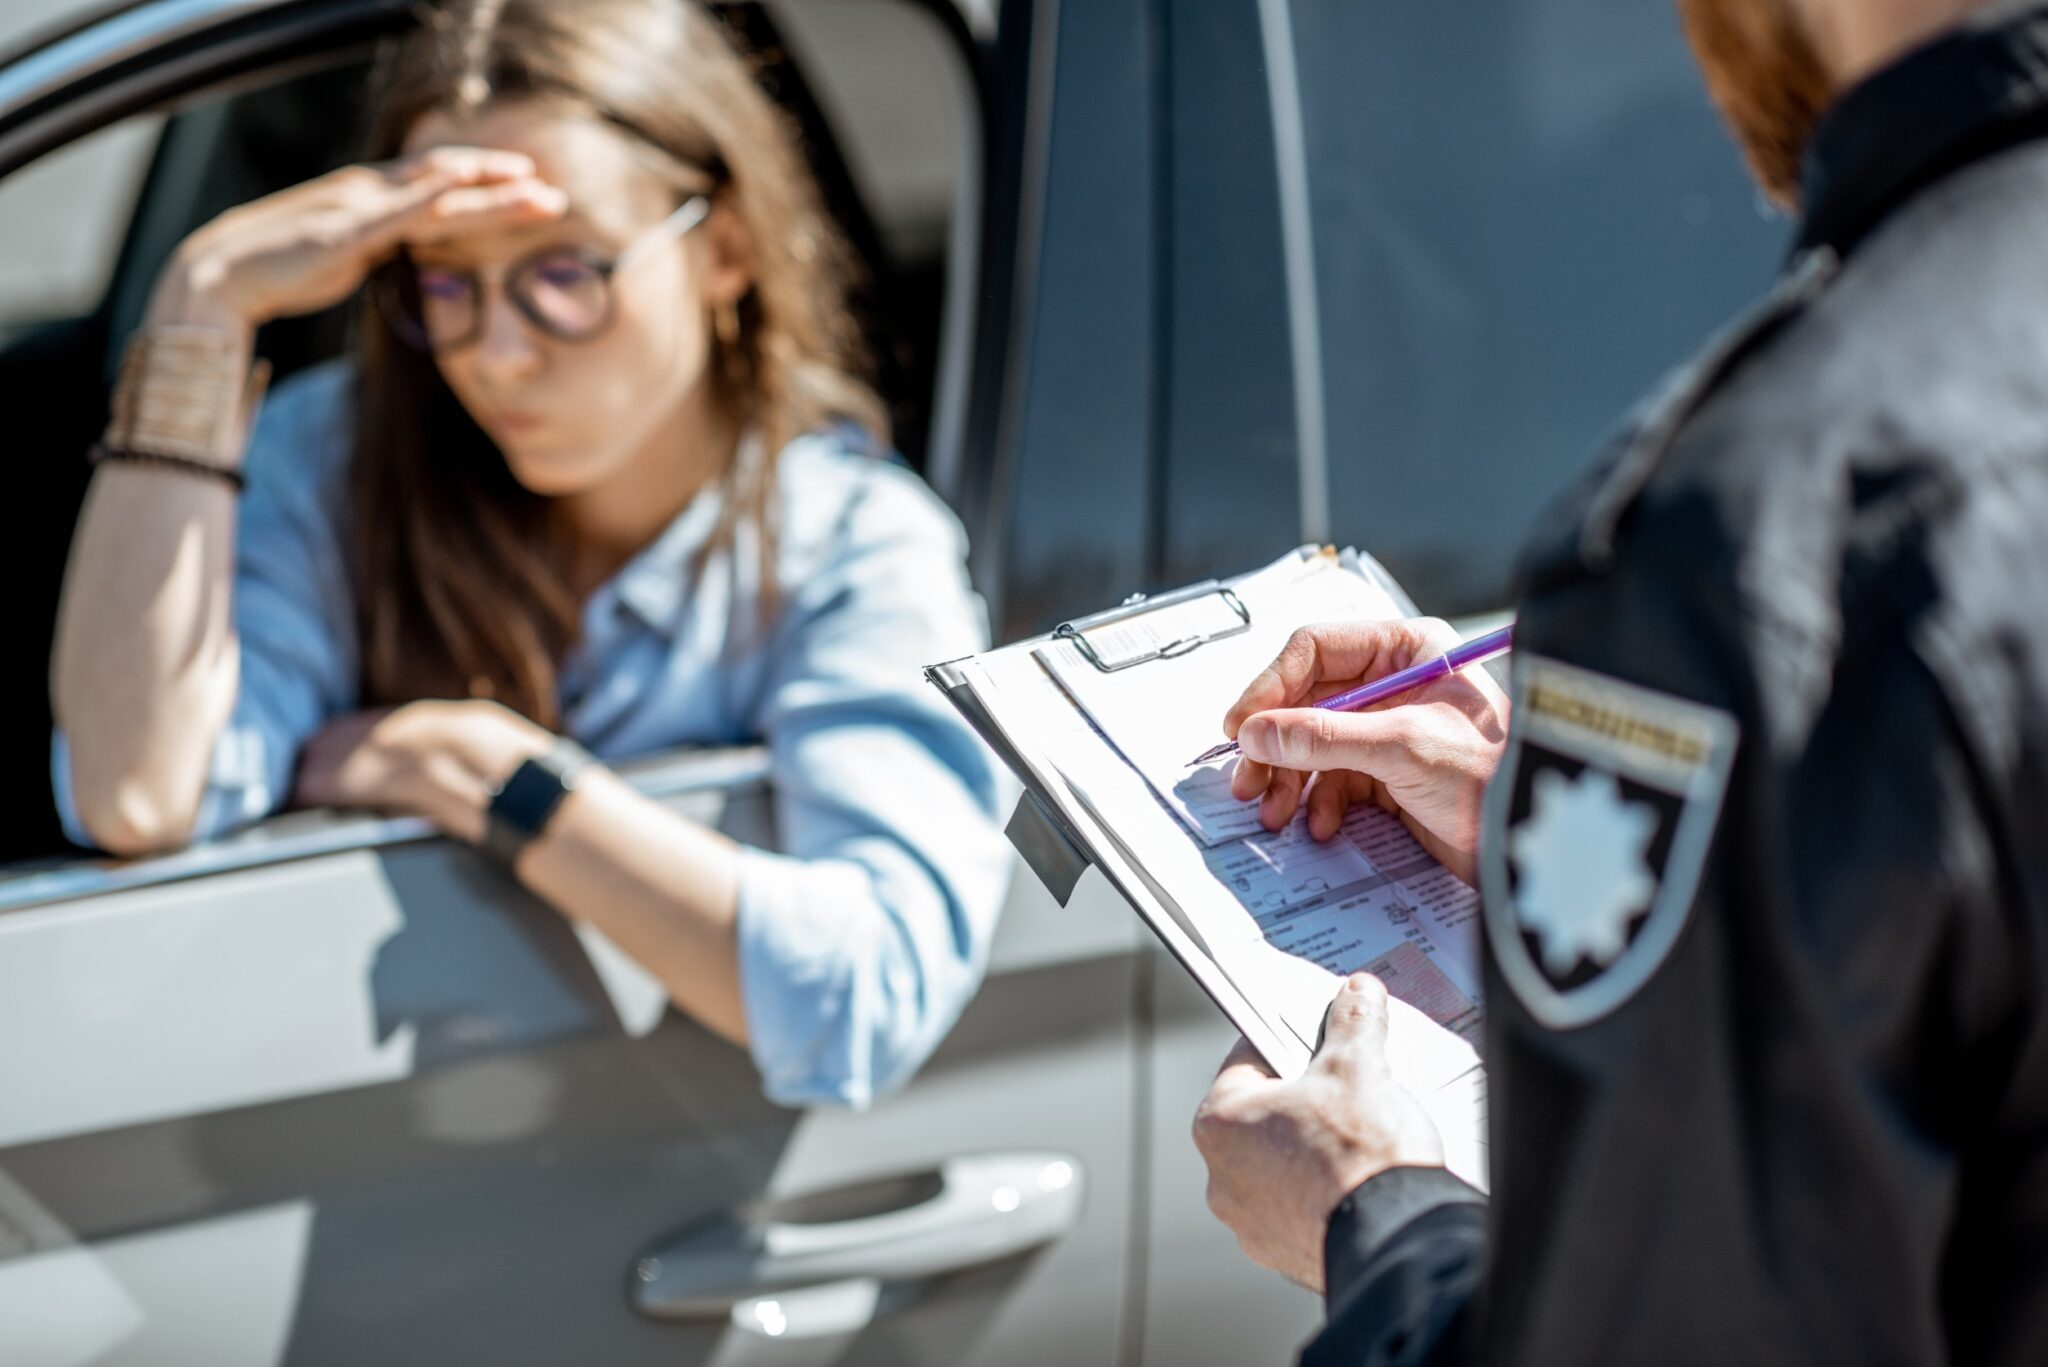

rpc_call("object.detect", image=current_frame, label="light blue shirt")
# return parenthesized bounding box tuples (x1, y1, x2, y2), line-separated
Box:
(54, 361, 1014, 1108)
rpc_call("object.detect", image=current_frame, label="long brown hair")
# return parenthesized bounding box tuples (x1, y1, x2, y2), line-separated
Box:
(352, 0, 885, 726)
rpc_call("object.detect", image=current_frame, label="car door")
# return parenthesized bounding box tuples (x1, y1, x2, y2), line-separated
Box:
(0, 3, 1149, 1364)
(987, 1, 1789, 1362)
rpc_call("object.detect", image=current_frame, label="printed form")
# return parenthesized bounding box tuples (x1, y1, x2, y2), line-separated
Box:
(1030, 553, 1489, 1185)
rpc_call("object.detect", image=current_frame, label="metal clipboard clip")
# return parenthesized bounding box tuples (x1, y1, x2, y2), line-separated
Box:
(1051, 579, 1251, 673)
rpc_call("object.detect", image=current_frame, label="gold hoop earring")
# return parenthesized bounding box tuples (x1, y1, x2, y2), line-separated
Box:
(714, 301, 741, 348)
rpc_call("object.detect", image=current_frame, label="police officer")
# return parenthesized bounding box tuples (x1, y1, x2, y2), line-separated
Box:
(1192, 0, 2048, 1362)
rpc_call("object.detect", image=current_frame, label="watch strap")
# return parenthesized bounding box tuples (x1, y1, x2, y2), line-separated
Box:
(484, 738, 594, 863)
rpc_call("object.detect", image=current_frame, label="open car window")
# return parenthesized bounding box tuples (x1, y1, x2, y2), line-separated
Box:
(0, 0, 982, 869)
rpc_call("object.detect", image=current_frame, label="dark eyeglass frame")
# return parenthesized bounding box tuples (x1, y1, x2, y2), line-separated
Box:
(372, 193, 714, 351)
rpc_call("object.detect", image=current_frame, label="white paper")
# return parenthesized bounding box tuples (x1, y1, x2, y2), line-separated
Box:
(1050, 720, 1488, 1186)
(1049, 716, 1482, 1036)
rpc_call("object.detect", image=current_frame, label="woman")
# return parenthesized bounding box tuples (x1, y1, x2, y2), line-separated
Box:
(49, 0, 1011, 1108)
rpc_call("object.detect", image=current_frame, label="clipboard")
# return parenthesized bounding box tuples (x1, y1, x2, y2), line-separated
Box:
(1052, 580, 1251, 672)
(926, 545, 1422, 1079)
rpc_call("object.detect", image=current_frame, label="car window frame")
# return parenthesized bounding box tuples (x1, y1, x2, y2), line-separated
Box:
(0, 746, 772, 917)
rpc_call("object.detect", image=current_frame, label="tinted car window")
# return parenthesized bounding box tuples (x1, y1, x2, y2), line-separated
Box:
(1293, 0, 1787, 616)
(0, 4, 971, 864)
(993, 0, 1156, 636)
(1011, 0, 1308, 619)
(1155, 0, 1300, 589)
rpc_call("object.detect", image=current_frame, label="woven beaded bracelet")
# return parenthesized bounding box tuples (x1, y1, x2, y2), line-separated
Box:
(89, 443, 248, 493)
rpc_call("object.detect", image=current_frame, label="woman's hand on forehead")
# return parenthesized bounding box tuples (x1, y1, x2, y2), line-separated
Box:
(390, 146, 571, 247)
(149, 143, 570, 327)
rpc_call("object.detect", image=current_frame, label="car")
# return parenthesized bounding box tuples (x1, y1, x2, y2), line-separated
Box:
(0, 1, 1784, 1363)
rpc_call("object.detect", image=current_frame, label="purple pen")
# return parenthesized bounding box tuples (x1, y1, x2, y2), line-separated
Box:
(1186, 624, 1515, 766)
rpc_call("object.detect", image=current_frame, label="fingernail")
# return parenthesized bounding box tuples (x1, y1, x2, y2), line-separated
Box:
(1239, 717, 1273, 761)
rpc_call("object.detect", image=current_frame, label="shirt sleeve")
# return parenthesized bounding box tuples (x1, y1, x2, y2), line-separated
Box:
(1305, 1167, 1487, 1367)
(52, 363, 359, 848)
(733, 458, 1015, 1108)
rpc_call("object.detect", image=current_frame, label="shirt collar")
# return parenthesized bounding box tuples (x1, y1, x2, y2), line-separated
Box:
(1796, 0, 2048, 260)
(601, 431, 762, 637)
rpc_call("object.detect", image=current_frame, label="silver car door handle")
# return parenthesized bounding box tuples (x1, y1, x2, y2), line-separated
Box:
(629, 1151, 1084, 1336)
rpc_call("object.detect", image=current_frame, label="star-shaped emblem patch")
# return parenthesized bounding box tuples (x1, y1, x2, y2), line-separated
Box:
(1484, 655, 1739, 1027)
(1508, 768, 1659, 977)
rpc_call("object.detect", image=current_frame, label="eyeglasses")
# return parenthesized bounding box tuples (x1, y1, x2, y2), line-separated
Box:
(375, 194, 713, 351)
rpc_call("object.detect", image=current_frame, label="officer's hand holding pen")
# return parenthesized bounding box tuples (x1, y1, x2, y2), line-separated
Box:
(1221, 618, 1513, 886)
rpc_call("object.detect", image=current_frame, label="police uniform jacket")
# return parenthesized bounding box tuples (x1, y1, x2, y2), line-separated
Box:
(1309, 7, 2048, 1364)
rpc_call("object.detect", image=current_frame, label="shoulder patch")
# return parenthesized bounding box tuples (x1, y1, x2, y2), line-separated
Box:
(1481, 655, 1739, 1029)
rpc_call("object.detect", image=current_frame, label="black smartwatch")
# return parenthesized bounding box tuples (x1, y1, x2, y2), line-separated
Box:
(483, 738, 595, 864)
